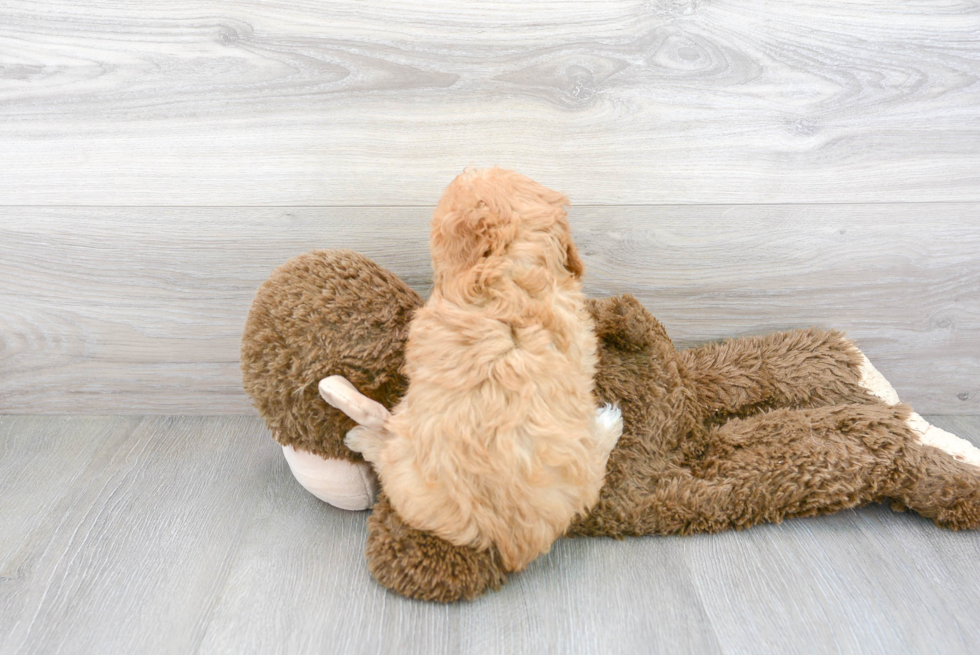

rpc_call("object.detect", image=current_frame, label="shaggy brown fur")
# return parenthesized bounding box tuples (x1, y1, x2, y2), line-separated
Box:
(241, 250, 422, 461)
(242, 251, 980, 603)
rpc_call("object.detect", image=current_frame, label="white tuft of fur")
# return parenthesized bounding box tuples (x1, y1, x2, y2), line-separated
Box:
(856, 352, 901, 405)
(281, 443, 378, 510)
(907, 413, 980, 469)
(592, 404, 624, 457)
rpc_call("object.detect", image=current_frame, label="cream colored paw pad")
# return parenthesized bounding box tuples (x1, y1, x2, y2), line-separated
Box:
(907, 413, 980, 469)
(856, 352, 900, 405)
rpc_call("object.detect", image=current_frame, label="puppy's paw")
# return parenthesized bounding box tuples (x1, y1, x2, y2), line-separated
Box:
(344, 425, 389, 464)
(592, 404, 624, 456)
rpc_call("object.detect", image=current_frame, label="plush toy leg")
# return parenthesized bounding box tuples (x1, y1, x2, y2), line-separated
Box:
(578, 403, 980, 536)
(679, 329, 887, 416)
(678, 403, 922, 533)
(697, 403, 980, 530)
(365, 493, 507, 603)
(888, 430, 980, 530)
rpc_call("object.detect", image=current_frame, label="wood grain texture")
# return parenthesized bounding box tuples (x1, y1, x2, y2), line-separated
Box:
(0, 416, 274, 655)
(2, 415, 980, 654)
(1, 204, 976, 414)
(1, 0, 979, 205)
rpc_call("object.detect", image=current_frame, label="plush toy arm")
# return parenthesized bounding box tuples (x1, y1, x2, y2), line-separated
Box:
(319, 375, 392, 464)
(319, 376, 390, 430)
(678, 328, 882, 417)
(366, 493, 507, 603)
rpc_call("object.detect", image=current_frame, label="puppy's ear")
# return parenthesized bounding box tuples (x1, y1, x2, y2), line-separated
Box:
(561, 231, 585, 279)
(540, 189, 582, 279)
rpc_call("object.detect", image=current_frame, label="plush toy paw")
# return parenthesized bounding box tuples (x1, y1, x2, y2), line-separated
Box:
(280, 442, 379, 510)
(907, 413, 980, 469)
(319, 374, 395, 466)
(851, 349, 980, 468)
(318, 375, 390, 430)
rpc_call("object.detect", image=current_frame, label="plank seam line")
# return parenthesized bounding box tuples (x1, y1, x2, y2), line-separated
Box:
(0, 201, 977, 209)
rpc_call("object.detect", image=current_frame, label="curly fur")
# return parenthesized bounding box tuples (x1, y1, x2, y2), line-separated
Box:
(348, 168, 620, 571)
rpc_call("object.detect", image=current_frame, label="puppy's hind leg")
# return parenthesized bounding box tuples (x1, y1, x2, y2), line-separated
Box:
(344, 425, 391, 465)
(591, 404, 623, 459)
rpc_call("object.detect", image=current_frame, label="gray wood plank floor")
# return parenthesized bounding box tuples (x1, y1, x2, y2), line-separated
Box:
(3, 415, 980, 655)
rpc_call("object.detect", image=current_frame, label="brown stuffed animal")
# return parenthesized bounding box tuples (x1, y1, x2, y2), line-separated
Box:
(242, 193, 980, 605)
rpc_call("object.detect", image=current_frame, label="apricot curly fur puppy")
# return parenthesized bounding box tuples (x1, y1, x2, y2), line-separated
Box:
(345, 168, 623, 572)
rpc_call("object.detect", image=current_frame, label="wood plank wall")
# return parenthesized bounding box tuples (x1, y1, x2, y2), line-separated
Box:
(0, 1, 978, 414)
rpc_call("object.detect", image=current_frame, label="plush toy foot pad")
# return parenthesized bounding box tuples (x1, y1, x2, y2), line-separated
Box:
(854, 350, 980, 468)
(855, 351, 901, 405)
(907, 413, 980, 469)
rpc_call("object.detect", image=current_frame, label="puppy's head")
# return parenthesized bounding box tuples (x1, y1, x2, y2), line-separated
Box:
(430, 168, 583, 293)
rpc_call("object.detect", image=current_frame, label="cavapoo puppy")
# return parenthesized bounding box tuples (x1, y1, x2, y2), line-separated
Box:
(343, 167, 623, 572)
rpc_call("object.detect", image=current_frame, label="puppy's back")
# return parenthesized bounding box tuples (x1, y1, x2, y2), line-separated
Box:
(380, 286, 604, 571)
(375, 167, 608, 571)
